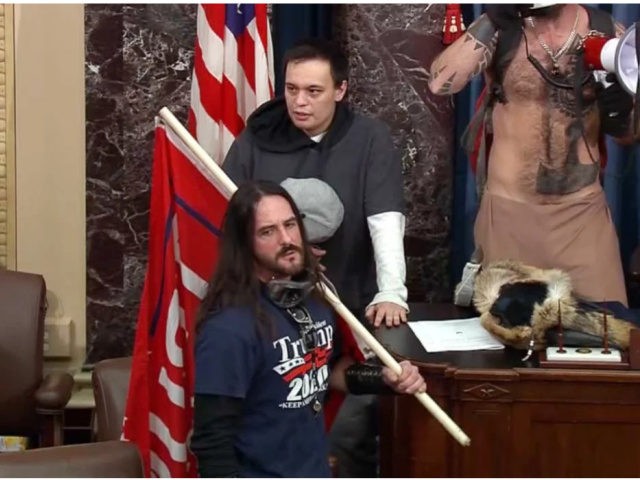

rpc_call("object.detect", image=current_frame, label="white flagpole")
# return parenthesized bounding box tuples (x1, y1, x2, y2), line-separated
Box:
(159, 107, 237, 200)
(157, 107, 471, 447)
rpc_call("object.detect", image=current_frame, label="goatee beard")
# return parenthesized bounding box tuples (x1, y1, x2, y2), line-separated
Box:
(266, 244, 305, 278)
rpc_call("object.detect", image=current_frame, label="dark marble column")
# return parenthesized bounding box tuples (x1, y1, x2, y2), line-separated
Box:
(85, 4, 196, 364)
(334, 4, 454, 302)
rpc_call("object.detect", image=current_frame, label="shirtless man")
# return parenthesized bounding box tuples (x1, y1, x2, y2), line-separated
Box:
(429, 4, 634, 305)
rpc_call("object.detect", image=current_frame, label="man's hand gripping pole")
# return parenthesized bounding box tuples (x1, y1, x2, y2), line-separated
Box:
(320, 284, 471, 447)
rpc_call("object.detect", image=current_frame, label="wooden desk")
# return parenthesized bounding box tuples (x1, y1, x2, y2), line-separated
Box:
(377, 304, 640, 477)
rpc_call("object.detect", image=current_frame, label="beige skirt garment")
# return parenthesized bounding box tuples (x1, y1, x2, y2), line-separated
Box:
(474, 187, 628, 306)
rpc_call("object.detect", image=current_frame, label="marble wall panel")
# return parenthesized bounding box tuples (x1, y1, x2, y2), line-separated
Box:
(84, 4, 454, 363)
(334, 4, 454, 302)
(85, 4, 196, 363)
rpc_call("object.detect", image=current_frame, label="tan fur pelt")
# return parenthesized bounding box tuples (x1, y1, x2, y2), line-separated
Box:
(472, 260, 636, 350)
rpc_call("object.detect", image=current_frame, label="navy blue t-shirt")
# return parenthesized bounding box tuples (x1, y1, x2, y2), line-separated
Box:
(194, 296, 338, 477)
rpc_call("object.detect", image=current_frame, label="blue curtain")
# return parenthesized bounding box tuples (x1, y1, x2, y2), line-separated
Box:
(451, 3, 486, 284)
(271, 4, 334, 95)
(451, 4, 640, 291)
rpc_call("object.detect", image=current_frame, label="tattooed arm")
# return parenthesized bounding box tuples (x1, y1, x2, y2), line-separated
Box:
(428, 14, 498, 96)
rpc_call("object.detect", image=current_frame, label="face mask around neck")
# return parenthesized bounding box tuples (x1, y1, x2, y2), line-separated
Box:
(266, 274, 316, 309)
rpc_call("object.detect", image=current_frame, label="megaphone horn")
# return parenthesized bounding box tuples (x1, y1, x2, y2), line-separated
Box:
(583, 25, 638, 96)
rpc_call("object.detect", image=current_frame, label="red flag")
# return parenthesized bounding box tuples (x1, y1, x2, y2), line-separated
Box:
(187, 4, 274, 164)
(122, 123, 232, 477)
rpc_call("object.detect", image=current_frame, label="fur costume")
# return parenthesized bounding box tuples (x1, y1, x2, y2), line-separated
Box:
(472, 260, 637, 350)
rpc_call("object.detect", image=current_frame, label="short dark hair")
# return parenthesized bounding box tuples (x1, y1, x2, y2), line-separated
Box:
(283, 38, 349, 87)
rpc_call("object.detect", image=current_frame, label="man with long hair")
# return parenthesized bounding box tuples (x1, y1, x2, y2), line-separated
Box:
(190, 180, 425, 478)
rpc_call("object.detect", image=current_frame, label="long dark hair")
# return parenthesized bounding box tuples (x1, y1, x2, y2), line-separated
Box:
(197, 180, 323, 334)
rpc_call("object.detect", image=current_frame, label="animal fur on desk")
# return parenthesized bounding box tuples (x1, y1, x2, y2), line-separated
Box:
(472, 260, 637, 350)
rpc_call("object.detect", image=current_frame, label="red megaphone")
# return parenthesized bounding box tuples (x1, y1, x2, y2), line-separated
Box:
(582, 25, 638, 95)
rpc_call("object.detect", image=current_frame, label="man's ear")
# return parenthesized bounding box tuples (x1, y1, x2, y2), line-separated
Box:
(334, 80, 348, 102)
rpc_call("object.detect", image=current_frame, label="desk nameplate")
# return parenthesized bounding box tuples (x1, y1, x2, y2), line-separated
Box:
(538, 349, 630, 370)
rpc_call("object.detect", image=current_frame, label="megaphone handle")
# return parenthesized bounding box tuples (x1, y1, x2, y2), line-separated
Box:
(593, 70, 613, 88)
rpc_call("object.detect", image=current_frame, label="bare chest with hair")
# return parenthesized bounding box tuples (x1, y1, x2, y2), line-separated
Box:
(494, 18, 601, 196)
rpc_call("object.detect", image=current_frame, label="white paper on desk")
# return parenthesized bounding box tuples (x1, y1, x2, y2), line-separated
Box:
(408, 317, 505, 352)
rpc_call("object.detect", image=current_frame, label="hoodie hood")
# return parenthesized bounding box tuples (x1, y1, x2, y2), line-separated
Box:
(246, 97, 355, 153)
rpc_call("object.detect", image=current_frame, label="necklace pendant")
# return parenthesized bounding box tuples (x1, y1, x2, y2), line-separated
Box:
(312, 399, 322, 414)
(551, 64, 560, 76)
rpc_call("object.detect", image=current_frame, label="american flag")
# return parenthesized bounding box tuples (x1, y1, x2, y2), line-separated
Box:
(188, 4, 274, 164)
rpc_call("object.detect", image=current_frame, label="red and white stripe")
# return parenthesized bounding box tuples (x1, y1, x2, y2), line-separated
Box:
(188, 4, 274, 165)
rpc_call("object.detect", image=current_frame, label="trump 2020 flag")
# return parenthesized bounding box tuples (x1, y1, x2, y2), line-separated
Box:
(121, 121, 233, 477)
(188, 3, 274, 164)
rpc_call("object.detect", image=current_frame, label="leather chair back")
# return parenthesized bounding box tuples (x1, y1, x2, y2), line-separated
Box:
(92, 356, 132, 441)
(0, 269, 47, 435)
(0, 441, 143, 477)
